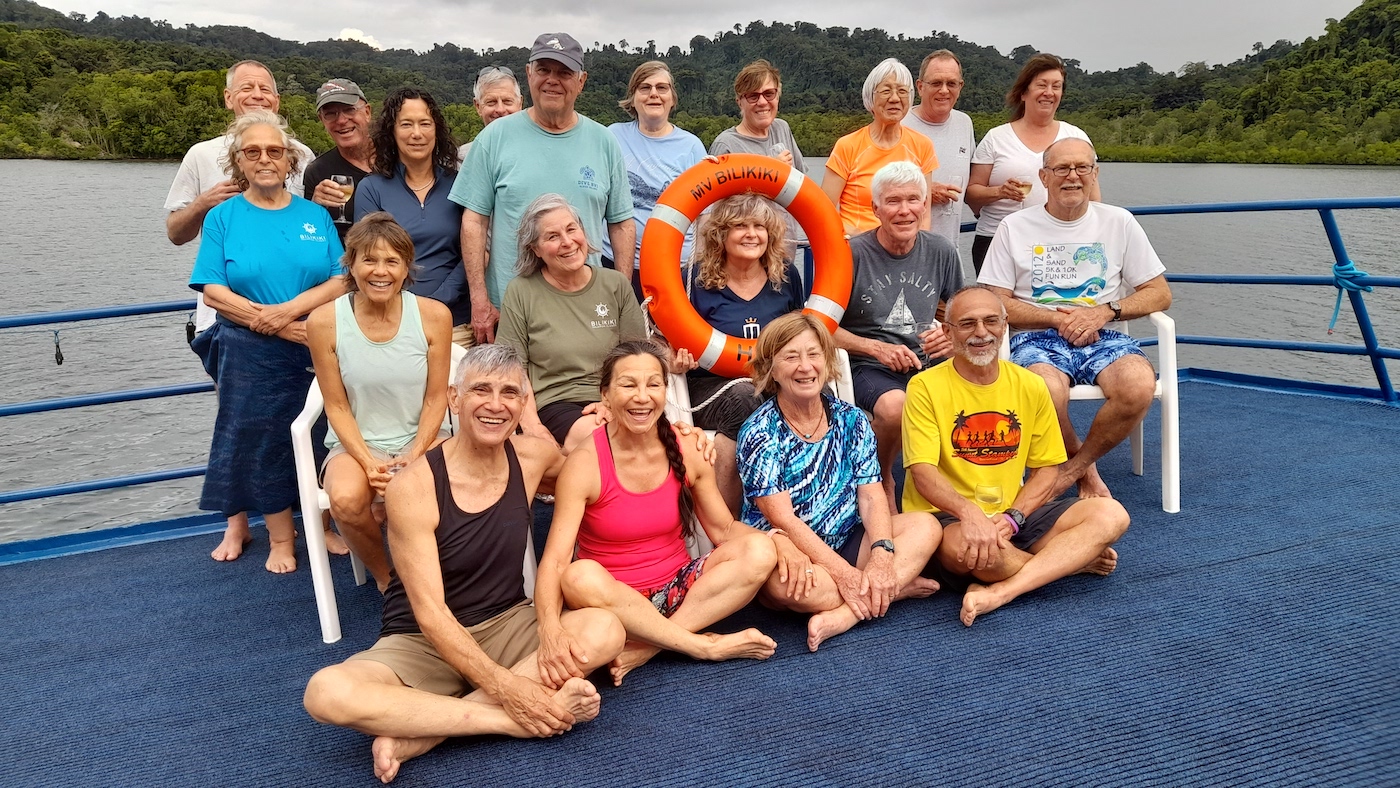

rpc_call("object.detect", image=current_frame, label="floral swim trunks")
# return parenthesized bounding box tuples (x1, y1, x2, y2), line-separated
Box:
(1010, 328, 1147, 386)
(639, 553, 710, 617)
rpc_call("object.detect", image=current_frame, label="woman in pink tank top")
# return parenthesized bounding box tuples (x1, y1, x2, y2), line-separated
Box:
(534, 341, 779, 688)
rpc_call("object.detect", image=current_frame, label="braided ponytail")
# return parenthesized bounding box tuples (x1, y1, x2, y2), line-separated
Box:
(655, 412, 697, 542)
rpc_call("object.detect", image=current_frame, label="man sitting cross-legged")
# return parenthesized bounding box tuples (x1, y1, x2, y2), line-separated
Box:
(303, 344, 625, 783)
(902, 286, 1129, 626)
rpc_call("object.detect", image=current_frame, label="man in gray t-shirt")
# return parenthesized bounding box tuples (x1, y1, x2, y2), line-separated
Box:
(835, 161, 964, 512)
(902, 49, 976, 250)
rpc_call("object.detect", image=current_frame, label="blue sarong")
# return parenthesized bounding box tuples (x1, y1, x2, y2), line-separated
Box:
(191, 317, 315, 517)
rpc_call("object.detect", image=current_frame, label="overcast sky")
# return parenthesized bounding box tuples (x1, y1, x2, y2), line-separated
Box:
(45, 0, 1362, 73)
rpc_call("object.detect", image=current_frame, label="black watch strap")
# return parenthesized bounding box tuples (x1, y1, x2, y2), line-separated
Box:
(1109, 301, 1123, 321)
(872, 539, 896, 554)
(1004, 508, 1027, 528)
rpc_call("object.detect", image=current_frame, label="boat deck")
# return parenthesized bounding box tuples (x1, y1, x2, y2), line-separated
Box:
(3, 380, 1397, 787)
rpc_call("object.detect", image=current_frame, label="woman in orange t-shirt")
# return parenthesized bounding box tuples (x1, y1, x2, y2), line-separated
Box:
(821, 57, 938, 235)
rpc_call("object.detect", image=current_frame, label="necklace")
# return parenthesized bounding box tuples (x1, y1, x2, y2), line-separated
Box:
(407, 178, 434, 193)
(782, 406, 826, 439)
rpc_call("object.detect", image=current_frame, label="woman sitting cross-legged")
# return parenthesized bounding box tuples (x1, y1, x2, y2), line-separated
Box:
(534, 340, 780, 688)
(737, 312, 944, 652)
(307, 213, 454, 592)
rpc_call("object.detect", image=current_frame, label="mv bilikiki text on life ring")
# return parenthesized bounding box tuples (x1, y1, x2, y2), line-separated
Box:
(639, 153, 853, 379)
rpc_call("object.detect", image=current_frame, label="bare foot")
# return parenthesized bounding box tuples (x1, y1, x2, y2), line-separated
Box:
(553, 677, 602, 723)
(959, 582, 1009, 627)
(1077, 464, 1112, 499)
(266, 536, 297, 574)
(699, 628, 778, 662)
(323, 526, 351, 556)
(609, 640, 662, 686)
(210, 527, 251, 562)
(1077, 547, 1119, 576)
(807, 608, 857, 652)
(897, 576, 941, 600)
(371, 734, 443, 783)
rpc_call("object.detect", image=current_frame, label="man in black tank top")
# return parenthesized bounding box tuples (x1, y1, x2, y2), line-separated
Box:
(303, 345, 625, 783)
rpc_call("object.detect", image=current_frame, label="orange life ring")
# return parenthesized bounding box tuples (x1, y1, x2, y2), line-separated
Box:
(639, 153, 852, 379)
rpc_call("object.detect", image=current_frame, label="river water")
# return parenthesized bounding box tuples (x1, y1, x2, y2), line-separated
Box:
(1, 159, 1397, 542)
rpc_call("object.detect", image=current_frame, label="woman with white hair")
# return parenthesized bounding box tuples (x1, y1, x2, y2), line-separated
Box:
(496, 193, 647, 451)
(821, 57, 938, 236)
(189, 109, 347, 572)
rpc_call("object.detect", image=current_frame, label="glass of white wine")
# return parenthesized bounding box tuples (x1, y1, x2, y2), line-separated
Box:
(330, 174, 354, 226)
(974, 484, 1003, 519)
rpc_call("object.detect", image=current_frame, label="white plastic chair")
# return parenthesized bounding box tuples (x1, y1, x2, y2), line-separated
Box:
(665, 348, 858, 558)
(999, 312, 1180, 513)
(291, 343, 538, 644)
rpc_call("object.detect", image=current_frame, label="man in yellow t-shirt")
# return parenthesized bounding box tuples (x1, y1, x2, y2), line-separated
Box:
(902, 286, 1130, 626)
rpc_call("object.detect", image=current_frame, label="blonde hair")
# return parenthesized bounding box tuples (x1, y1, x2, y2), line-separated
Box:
(748, 312, 838, 397)
(693, 193, 789, 291)
(219, 109, 304, 190)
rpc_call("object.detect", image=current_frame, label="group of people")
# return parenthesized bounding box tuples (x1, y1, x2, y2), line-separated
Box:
(163, 33, 1174, 783)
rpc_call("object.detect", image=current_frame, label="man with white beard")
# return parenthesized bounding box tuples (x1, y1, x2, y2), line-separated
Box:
(900, 285, 1129, 627)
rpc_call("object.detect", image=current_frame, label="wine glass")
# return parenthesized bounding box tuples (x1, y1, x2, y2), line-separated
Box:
(974, 484, 1003, 519)
(330, 174, 354, 226)
(943, 175, 965, 216)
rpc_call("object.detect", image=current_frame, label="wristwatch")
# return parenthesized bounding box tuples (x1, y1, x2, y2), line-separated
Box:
(1108, 301, 1123, 321)
(872, 539, 896, 555)
(1003, 508, 1027, 529)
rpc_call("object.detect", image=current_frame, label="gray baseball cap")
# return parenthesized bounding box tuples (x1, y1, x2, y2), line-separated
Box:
(315, 79, 366, 110)
(529, 33, 584, 72)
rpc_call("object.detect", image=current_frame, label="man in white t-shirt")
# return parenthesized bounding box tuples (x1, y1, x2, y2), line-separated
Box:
(901, 49, 976, 248)
(163, 59, 317, 563)
(979, 139, 1172, 499)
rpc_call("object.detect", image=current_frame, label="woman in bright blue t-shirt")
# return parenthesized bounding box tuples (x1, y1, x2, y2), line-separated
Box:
(189, 110, 346, 574)
(679, 192, 804, 514)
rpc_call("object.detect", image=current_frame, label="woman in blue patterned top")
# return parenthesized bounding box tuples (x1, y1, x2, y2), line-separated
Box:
(737, 312, 942, 652)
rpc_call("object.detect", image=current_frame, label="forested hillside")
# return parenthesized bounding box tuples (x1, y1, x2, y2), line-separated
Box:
(1, 0, 1396, 163)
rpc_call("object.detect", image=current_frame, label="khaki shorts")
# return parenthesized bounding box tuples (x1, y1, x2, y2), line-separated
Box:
(347, 600, 539, 697)
(452, 322, 475, 349)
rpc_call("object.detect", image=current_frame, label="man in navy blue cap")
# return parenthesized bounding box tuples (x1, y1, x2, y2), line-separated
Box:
(449, 32, 633, 344)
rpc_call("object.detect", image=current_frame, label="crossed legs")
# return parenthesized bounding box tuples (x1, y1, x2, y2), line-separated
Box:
(325, 453, 392, 591)
(937, 497, 1129, 626)
(762, 513, 942, 652)
(303, 607, 625, 783)
(1031, 355, 1156, 499)
(562, 532, 779, 685)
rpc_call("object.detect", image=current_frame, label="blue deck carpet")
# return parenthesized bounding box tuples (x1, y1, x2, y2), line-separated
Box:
(2, 381, 1397, 787)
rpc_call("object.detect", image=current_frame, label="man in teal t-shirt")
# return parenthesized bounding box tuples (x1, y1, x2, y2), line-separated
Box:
(449, 32, 633, 344)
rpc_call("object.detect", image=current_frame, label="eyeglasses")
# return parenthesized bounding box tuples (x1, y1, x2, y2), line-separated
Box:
(317, 104, 363, 120)
(919, 79, 963, 90)
(478, 65, 514, 79)
(741, 89, 779, 104)
(237, 146, 286, 161)
(636, 82, 673, 96)
(1046, 164, 1096, 177)
(874, 86, 911, 100)
(951, 315, 1004, 331)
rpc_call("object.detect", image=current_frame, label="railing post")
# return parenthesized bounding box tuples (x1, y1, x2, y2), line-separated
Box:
(1318, 209, 1396, 402)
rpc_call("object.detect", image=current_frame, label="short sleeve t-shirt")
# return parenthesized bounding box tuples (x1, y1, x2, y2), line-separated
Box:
(685, 262, 804, 387)
(303, 147, 372, 243)
(449, 111, 633, 307)
(605, 121, 707, 267)
(902, 108, 975, 245)
(970, 121, 1091, 237)
(709, 119, 808, 246)
(901, 360, 1066, 514)
(825, 127, 938, 234)
(495, 267, 647, 408)
(978, 202, 1166, 328)
(189, 194, 343, 306)
(840, 230, 964, 368)
(738, 396, 881, 549)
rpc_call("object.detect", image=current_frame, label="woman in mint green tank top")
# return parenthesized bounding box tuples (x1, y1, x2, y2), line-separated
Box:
(308, 213, 454, 591)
